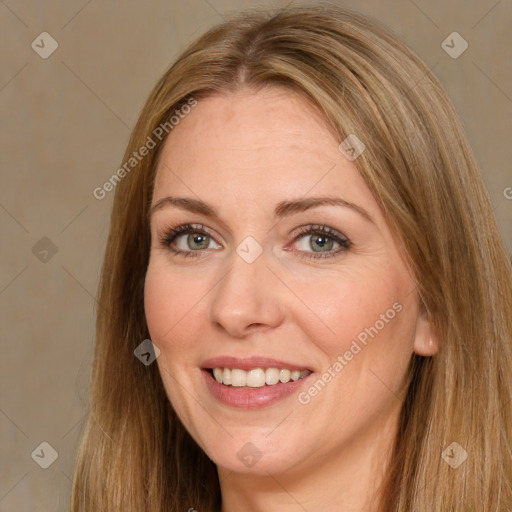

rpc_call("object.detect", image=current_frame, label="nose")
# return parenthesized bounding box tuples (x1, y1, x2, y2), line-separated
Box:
(209, 247, 286, 338)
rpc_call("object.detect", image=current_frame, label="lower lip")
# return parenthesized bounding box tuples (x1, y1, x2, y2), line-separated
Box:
(202, 369, 313, 409)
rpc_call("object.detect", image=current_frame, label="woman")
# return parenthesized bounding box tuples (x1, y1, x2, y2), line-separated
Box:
(71, 4, 512, 511)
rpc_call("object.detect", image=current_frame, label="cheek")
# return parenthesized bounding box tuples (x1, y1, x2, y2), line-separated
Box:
(144, 262, 206, 425)
(143, 261, 206, 349)
(290, 267, 419, 408)
(291, 266, 413, 356)
(291, 272, 417, 431)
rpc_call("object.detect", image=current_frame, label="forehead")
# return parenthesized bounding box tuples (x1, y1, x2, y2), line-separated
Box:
(152, 88, 379, 220)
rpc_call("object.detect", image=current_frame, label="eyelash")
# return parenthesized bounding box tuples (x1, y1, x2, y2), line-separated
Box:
(158, 223, 351, 261)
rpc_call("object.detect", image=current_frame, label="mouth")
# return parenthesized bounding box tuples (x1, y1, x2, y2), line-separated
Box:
(200, 357, 314, 408)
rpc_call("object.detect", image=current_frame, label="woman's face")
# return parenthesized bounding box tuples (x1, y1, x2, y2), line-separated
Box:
(144, 88, 434, 476)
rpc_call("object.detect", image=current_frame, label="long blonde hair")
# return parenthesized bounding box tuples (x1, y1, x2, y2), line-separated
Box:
(70, 5, 512, 511)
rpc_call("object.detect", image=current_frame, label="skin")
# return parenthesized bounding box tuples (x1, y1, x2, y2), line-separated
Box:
(144, 87, 438, 512)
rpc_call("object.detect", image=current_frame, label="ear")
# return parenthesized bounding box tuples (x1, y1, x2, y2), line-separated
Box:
(413, 302, 440, 356)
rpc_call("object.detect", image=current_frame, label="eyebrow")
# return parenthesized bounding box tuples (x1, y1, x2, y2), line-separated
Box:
(149, 195, 375, 223)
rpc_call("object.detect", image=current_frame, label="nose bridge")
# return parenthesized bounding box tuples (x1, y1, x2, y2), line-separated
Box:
(209, 243, 284, 336)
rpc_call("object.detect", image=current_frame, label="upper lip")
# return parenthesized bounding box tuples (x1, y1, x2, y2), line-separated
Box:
(201, 356, 312, 372)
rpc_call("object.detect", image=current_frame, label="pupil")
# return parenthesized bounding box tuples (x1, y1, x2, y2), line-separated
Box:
(312, 235, 332, 252)
(189, 233, 208, 249)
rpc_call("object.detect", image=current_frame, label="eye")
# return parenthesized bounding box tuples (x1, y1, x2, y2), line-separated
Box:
(158, 223, 221, 258)
(291, 225, 350, 260)
(158, 223, 351, 260)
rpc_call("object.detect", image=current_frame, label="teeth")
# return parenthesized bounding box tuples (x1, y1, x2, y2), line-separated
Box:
(231, 369, 247, 387)
(210, 367, 311, 387)
(265, 368, 280, 385)
(213, 368, 223, 383)
(246, 368, 265, 387)
(290, 370, 300, 381)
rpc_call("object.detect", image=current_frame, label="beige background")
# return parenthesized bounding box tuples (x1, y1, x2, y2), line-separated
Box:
(0, 0, 510, 510)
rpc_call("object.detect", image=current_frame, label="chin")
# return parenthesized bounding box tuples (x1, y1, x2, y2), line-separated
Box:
(200, 433, 305, 476)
